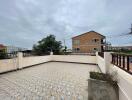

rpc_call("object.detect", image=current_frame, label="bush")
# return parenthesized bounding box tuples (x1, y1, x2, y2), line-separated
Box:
(0, 52, 7, 59)
(90, 72, 117, 86)
(0, 49, 7, 59)
(105, 49, 132, 54)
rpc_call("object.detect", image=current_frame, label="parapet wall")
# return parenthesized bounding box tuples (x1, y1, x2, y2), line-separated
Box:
(20, 56, 52, 69)
(109, 64, 132, 100)
(96, 52, 132, 100)
(52, 55, 97, 64)
(0, 58, 18, 73)
(0, 52, 132, 100)
(0, 53, 97, 73)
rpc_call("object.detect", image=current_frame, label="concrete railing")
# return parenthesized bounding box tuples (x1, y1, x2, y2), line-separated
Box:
(96, 52, 132, 100)
(52, 55, 96, 64)
(0, 52, 96, 73)
(0, 52, 132, 100)
(20, 56, 52, 69)
(96, 53, 105, 73)
(109, 64, 132, 100)
(0, 53, 52, 73)
(0, 58, 18, 73)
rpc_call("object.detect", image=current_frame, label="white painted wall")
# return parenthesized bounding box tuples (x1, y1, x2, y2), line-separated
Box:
(0, 53, 96, 73)
(96, 52, 113, 73)
(96, 54, 105, 73)
(109, 64, 132, 100)
(21, 55, 51, 68)
(52, 55, 97, 64)
(0, 58, 18, 73)
(96, 52, 132, 100)
(0, 52, 132, 100)
(0, 53, 52, 73)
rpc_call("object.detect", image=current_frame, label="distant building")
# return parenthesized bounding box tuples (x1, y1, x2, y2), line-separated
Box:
(6, 46, 27, 53)
(0, 44, 6, 52)
(66, 49, 72, 53)
(111, 46, 132, 51)
(72, 31, 106, 53)
(0, 44, 6, 50)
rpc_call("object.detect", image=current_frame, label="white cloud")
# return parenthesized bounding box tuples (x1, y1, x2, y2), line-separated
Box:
(0, 0, 132, 49)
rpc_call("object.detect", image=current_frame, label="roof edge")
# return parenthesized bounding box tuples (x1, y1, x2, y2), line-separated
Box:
(72, 31, 105, 39)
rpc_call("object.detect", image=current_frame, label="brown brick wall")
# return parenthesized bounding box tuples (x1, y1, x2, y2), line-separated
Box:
(72, 31, 105, 53)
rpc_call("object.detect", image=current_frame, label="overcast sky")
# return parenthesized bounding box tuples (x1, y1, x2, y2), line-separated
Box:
(0, 0, 132, 49)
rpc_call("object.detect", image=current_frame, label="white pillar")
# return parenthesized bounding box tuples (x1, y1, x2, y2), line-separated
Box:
(50, 52, 53, 55)
(104, 52, 112, 73)
(17, 52, 23, 69)
(96, 52, 98, 57)
(96, 52, 98, 64)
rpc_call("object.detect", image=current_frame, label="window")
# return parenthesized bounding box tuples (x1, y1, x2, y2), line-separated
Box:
(92, 39, 99, 43)
(74, 48, 80, 52)
(77, 48, 80, 51)
(73, 40, 80, 45)
(93, 48, 98, 51)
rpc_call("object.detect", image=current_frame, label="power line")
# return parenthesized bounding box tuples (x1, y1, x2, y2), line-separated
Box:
(106, 24, 132, 38)
(130, 24, 132, 33)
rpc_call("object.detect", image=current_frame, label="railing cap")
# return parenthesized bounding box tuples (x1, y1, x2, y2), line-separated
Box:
(111, 52, 132, 56)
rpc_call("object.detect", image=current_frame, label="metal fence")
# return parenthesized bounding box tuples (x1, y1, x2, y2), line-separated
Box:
(0, 53, 17, 59)
(22, 52, 33, 57)
(111, 53, 132, 74)
(98, 52, 104, 58)
(22, 52, 49, 57)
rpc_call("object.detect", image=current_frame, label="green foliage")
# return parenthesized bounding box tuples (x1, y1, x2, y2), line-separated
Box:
(0, 50, 7, 59)
(106, 49, 132, 54)
(90, 72, 117, 86)
(60, 46, 68, 55)
(33, 35, 63, 55)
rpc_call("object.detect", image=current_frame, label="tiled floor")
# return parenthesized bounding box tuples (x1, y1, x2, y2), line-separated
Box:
(0, 62, 100, 100)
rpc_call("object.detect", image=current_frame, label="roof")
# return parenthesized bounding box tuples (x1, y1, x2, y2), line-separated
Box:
(0, 44, 6, 48)
(72, 31, 105, 39)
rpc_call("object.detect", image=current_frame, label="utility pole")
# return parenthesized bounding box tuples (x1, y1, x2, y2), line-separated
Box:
(63, 39, 67, 54)
(130, 24, 132, 34)
(63, 39, 66, 48)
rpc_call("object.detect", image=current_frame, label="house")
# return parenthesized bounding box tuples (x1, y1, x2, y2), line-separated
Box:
(111, 46, 132, 51)
(0, 44, 27, 53)
(6, 46, 27, 53)
(72, 31, 106, 53)
(0, 44, 6, 52)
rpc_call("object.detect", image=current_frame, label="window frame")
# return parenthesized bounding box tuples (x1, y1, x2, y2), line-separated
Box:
(73, 40, 80, 45)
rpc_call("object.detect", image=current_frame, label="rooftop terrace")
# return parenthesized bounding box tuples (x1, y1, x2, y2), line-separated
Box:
(0, 52, 132, 100)
(0, 62, 99, 100)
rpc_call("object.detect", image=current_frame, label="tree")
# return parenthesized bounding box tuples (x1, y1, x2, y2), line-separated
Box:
(0, 49, 6, 59)
(62, 46, 67, 55)
(33, 35, 62, 55)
